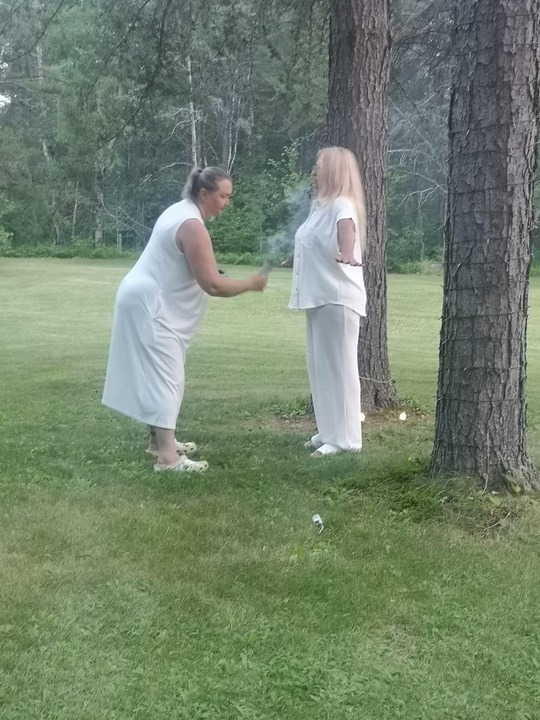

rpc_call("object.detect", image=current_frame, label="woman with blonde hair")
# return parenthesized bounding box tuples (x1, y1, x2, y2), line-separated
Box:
(288, 146, 367, 456)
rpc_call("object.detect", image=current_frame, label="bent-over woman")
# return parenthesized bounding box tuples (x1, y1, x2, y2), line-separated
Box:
(103, 166, 267, 472)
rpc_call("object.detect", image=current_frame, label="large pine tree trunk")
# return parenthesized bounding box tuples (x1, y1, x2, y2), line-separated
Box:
(431, 0, 540, 491)
(327, 0, 399, 411)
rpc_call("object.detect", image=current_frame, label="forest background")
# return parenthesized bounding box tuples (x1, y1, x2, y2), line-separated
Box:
(2, 0, 537, 272)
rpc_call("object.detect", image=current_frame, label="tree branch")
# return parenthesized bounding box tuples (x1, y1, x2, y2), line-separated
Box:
(393, 0, 456, 47)
(6, 0, 69, 63)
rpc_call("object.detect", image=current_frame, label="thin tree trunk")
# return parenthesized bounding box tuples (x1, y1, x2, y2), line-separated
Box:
(227, 92, 240, 172)
(431, 0, 540, 491)
(187, 55, 199, 167)
(327, 0, 399, 412)
(221, 78, 233, 170)
(37, 35, 61, 245)
(94, 170, 104, 247)
(94, 207, 103, 247)
(71, 182, 79, 240)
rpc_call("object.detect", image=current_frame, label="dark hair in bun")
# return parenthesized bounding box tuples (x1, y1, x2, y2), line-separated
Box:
(182, 166, 231, 201)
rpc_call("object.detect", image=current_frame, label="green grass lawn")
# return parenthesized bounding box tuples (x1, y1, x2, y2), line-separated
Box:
(1, 258, 540, 720)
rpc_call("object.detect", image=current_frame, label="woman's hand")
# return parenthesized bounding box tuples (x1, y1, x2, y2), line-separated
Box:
(281, 254, 294, 268)
(336, 252, 362, 266)
(248, 273, 268, 292)
(179, 221, 268, 297)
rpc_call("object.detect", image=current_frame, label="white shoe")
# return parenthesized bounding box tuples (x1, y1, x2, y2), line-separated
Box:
(154, 455, 208, 473)
(310, 444, 341, 457)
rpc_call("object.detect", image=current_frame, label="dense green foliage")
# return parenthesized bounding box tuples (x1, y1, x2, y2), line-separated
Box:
(1, 1, 537, 264)
(0, 0, 325, 253)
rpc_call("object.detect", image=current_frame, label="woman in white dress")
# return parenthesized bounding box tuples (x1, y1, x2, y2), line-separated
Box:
(288, 147, 367, 457)
(103, 166, 268, 472)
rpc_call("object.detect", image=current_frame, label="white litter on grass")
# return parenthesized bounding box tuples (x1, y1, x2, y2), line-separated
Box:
(312, 514, 324, 533)
(360, 412, 366, 422)
(399, 412, 407, 421)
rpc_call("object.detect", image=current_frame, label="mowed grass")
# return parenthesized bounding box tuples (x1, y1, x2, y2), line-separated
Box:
(1, 257, 540, 720)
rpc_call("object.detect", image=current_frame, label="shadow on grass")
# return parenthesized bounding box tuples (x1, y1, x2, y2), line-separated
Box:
(328, 453, 534, 539)
(254, 397, 535, 539)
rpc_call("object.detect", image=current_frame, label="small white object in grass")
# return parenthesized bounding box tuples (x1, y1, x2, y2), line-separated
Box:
(360, 412, 366, 422)
(312, 514, 324, 533)
(399, 412, 407, 421)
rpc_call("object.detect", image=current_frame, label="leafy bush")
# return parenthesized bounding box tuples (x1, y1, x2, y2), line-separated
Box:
(208, 197, 265, 255)
(209, 145, 310, 256)
(214, 252, 263, 266)
(0, 226, 12, 250)
(389, 259, 443, 275)
(0, 194, 14, 250)
(387, 228, 432, 271)
(1, 243, 138, 260)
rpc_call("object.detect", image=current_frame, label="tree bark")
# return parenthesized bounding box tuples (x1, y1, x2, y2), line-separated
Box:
(327, 0, 399, 411)
(431, 0, 540, 491)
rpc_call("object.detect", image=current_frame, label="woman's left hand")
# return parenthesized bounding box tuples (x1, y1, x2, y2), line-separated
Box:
(336, 252, 362, 266)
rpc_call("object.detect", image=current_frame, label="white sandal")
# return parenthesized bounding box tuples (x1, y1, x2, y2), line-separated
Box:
(154, 455, 209, 473)
(147, 440, 197, 457)
(310, 443, 341, 457)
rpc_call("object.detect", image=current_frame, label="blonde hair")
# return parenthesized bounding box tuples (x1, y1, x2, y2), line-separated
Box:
(315, 147, 367, 251)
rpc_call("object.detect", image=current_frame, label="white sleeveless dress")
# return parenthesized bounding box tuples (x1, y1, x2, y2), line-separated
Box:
(102, 199, 208, 429)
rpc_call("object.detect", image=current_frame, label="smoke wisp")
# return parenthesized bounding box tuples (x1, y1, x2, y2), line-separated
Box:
(263, 186, 312, 259)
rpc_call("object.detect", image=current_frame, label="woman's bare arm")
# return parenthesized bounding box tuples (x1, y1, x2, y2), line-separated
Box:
(177, 220, 267, 296)
(336, 218, 362, 266)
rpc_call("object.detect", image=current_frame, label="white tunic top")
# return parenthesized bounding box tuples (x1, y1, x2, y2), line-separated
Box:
(288, 195, 366, 316)
(102, 199, 208, 429)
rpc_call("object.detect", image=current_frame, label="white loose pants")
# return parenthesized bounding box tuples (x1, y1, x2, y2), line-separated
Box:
(305, 304, 362, 451)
